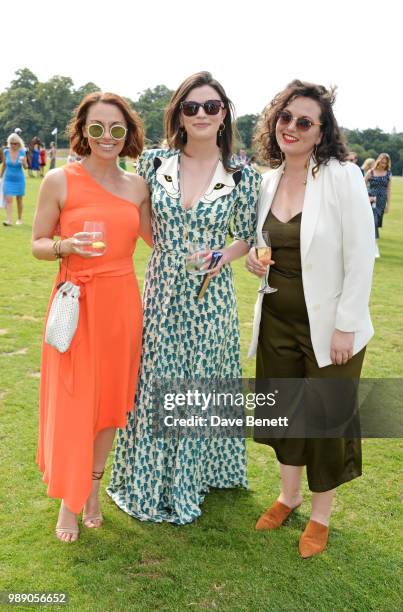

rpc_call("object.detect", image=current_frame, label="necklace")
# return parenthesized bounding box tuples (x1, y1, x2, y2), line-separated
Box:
(281, 154, 312, 185)
(180, 154, 220, 211)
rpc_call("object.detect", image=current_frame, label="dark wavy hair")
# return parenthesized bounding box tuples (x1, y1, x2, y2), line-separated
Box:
(164, 71, 237, 171)
(68, 92, 144, 159)
(254, 79, 348, 176)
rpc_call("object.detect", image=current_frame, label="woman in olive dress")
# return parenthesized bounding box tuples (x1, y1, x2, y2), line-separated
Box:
(108, 71, 261, 524)
(246, 80, 375, 557)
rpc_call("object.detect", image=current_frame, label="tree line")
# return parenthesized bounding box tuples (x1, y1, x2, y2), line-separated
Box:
(1, 68, 402, 174)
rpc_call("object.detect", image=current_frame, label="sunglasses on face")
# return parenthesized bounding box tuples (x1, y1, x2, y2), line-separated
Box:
(180, 99, 224, 117)
(277, 110, 322, 132)
(87, 123, 127, 140)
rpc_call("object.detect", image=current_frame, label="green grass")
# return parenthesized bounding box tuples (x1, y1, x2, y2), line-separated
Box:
(0, 173, 402, 611)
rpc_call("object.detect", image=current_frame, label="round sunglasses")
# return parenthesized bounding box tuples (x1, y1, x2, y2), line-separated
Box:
(87, 123, 127, 140)
(180, 99, 224, 117)
(277, 110, 322, 132)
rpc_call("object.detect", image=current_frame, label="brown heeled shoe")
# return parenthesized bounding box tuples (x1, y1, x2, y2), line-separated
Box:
(82, 470, 104, 529)
(299, 520, 329, 558)
(255, 500, 302, 530)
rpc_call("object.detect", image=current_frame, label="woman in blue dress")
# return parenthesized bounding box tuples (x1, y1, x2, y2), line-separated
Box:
(1, 133, 27, 226)
(365, 153, 392, 257)
(108, 71, 261, 524)
(31, 143, 41, 176)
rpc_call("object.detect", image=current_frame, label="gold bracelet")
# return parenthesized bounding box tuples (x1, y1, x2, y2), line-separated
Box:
(52, 240, 62, 259)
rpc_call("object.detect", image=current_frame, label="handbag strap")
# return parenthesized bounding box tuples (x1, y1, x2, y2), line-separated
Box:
(57, 254, 69, 288)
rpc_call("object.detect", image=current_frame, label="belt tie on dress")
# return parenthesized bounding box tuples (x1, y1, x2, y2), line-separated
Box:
(58, 257, 135, 395)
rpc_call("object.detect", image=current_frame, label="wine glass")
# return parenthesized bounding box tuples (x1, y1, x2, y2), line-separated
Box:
(82, 221, 107, 257)
(256, 231, 277, 294)
(186, 242, 207, 275)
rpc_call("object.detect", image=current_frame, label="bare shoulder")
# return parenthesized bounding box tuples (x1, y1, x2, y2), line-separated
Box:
(41, 167, 66, 189)
(38, 167, 68, 210)
(124, 171, 149, 203)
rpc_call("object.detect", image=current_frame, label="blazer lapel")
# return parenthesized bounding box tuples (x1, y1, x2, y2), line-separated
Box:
(257, 165, 284, 242)
(300, 158, 322, 262)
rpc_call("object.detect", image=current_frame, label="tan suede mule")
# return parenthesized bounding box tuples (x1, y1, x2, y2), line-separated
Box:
(299, 520, 329, 558)
(255, 500, 301, 530)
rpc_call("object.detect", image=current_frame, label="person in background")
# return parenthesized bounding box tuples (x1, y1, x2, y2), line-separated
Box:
(361, 157, 375, 176)
(118, 156, 127, 170)
(246, 80, 375, 558)
(26, 143, 33, 177)
(249, 155, 259, 170)
(49, 142, 57, 170)
(347, 151, 359, 164)
(1, 133, 27, 226)
(67, 149, 76, 163)
(39, 144, 47, 177)
(238, 148, 248, 166)
(364, 152, 392, 258)
(31, 143, 41, 177)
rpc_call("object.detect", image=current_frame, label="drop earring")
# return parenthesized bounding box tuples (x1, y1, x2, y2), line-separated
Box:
(216, 123, 225, 147)
(179, 126, 187, 145)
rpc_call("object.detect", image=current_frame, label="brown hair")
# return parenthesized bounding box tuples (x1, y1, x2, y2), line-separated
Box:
(164, 71, 237, 171)
(68, 92, 144, 159)
(254, 79, 348, 176)
(373, 152, 391, 172)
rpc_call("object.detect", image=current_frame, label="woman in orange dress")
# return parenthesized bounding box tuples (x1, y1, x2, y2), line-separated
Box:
(32, 92, 152, 542)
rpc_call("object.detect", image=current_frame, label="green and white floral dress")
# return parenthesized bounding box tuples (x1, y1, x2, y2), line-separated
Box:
(107, 149, 261, 524)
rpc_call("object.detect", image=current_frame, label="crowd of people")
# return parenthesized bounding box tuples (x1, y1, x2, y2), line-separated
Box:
(27, 73, 390, 562)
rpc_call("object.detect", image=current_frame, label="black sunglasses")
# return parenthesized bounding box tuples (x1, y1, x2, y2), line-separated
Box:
(278, 110, 321, 132)
(180, 99, 224, 117)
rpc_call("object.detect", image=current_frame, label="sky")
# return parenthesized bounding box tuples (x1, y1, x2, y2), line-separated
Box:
(2, 0, 402, 132)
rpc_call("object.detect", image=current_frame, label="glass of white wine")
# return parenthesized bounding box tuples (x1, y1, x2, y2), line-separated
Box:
(82, 221, 107, 257)
(256, 230, 277, 294)
(186, 242, 207, 275)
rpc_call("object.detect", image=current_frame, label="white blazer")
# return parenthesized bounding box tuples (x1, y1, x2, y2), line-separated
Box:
(248, 158, 375, 368)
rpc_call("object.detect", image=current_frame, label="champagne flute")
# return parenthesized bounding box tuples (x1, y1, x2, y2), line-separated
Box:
(256, 231, 277, 294)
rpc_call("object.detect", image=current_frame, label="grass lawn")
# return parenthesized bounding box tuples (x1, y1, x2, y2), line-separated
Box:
(0, 170, 402, 611)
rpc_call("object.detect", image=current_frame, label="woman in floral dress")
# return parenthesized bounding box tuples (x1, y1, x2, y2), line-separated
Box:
(365, 153, 392, 257)
(108, 71, 261, 524)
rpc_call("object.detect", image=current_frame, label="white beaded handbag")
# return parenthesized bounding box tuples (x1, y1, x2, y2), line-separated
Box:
(45, 281, 81, 353)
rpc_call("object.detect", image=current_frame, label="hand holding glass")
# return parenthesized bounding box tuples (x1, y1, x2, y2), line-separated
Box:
(186, 242, 207, 275)
(256, 231, 277, 294)
(76, 221, 107, 257)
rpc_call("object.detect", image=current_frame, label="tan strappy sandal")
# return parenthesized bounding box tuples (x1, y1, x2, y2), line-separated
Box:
(82, 470, 104, 529)
(55, 501, 79, 543)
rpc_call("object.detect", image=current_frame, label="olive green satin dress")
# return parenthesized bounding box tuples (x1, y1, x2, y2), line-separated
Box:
(255, 209, 364, 492)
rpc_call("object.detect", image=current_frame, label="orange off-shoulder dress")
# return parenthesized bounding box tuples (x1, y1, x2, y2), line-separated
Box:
(37, 162, 143, 513)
